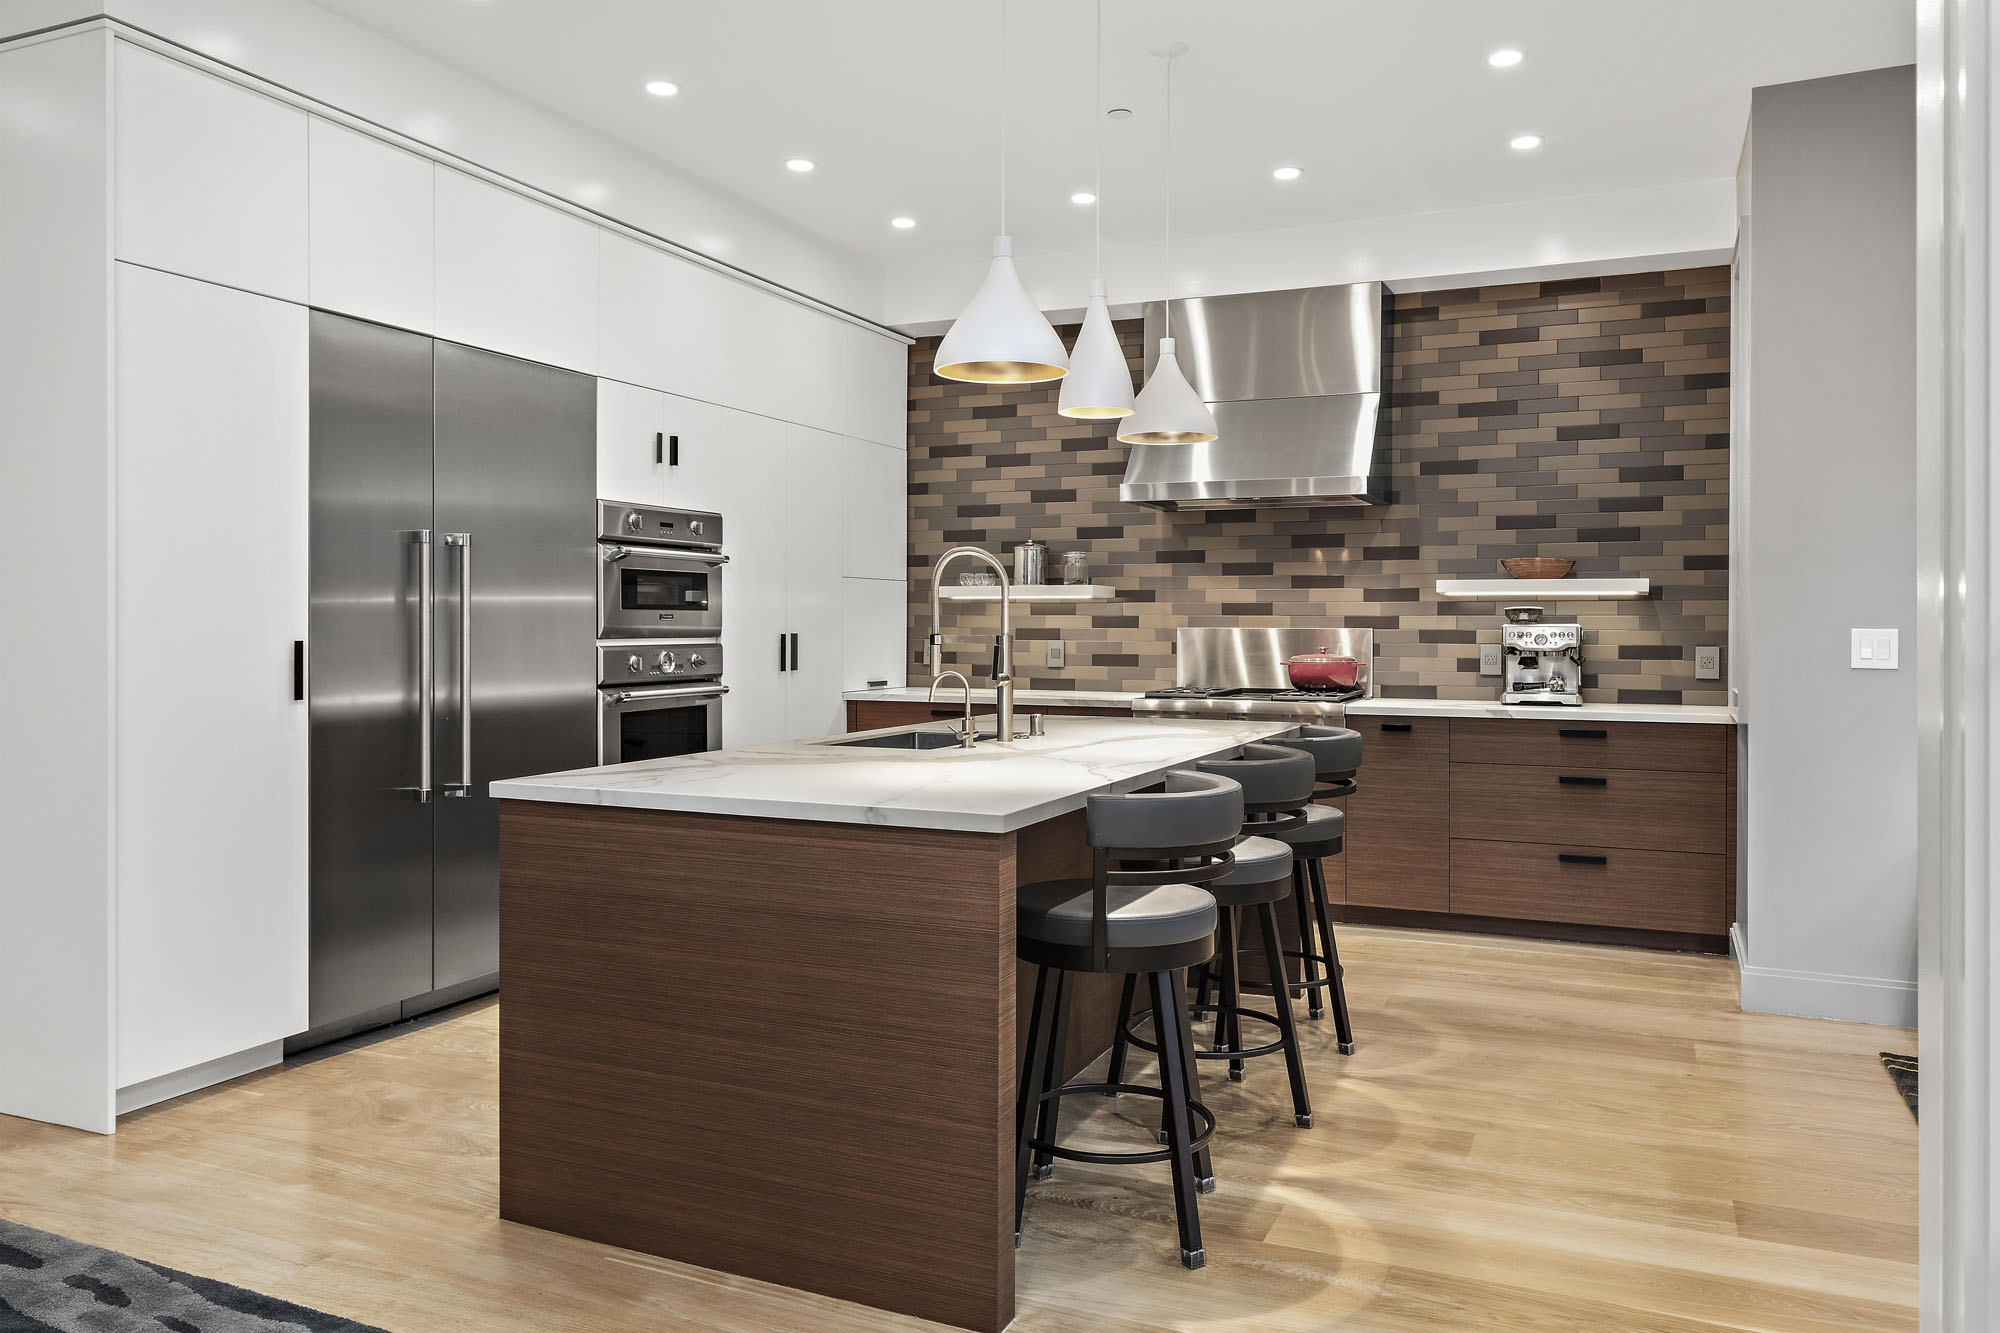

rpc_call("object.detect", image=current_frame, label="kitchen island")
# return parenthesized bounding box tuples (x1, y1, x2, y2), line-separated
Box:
(491, 714, 1294, 1333)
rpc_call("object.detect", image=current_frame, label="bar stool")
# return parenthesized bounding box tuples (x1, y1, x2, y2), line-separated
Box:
(1015, 769, 1242, 1270)
(1270, 725, 1363, 1054)
(1106, 743, 1319, 1129)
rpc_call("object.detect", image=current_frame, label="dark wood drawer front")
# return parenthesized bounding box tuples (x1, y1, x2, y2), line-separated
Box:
(1348, 714, 1449, 772)
(1346, 785, 1448, 912)
(1449, 764, 1725, 853)
(1450, 717, 1725, 773)
(1450, 839, 1728, 935)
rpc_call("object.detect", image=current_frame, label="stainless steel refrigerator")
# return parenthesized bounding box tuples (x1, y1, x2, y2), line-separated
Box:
(302, 311, 595, 1043)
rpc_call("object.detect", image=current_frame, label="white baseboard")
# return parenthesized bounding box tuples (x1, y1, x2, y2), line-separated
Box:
(1731, 925, 1918, 1028)
(116, 1039, 283, 1117)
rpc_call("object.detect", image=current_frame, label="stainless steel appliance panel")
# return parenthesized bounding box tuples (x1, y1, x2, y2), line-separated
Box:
(600, 683, 726, 763)
(1172, 626, 1377, 692)
(1119, 393, 1383, 509)
(307, 313, 436, 1029)
(431, 341, 597, 990)
(1143, 283, 1384, 402)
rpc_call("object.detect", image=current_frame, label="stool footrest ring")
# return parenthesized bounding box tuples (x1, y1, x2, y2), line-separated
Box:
(1119, 1005, 1288, 1063)
(1028, 1081, 1215, 1164)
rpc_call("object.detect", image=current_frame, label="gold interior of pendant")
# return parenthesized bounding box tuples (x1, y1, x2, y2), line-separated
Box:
(1119, 429, 1216, 444)
(934, 359, 1069, 383)
(1059, 404, 1136, 419)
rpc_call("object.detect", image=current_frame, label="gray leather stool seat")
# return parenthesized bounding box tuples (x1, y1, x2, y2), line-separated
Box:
(1018, 879, 1217, 951)
(1272, 802, 1346, 855)
(1204, 835, 1294, 906)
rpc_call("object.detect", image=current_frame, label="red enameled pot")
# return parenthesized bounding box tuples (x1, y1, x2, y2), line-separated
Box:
(1284, 647, 1362, 690)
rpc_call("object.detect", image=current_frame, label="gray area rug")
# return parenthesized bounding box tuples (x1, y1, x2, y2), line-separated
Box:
(0, 1217, 390, 1332)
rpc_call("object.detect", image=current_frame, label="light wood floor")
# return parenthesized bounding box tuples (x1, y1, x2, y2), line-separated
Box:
(0, 926, 1916, 1331)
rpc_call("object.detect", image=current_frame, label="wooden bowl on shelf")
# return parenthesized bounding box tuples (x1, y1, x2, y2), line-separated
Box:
(1500, 557, 1575, 580)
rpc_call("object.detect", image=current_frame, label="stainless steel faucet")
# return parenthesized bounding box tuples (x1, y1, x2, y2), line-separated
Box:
(927, 669, 977, 748)
(928, 545, 1016, 742)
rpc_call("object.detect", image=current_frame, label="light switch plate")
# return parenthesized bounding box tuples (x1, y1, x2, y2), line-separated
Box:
(1045, 640, 1065, 669)
(1478, 643, 1504, 676)
(1851, 628, 1899, 670)
(1695, 646, 1721, 680)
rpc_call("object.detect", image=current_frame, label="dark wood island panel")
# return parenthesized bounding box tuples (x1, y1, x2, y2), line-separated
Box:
(498, 800, 1115, 1333)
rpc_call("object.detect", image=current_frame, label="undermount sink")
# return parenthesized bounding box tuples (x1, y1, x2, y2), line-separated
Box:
(830, 727, 968, 751)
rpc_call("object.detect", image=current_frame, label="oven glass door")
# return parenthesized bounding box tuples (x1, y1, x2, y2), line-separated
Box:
(601, 686, 725, 765)
(599, 548, 724, 637)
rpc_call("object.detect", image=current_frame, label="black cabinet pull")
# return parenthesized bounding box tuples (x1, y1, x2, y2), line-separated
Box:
(1381, 722, 1414, 733)
(1558, 727, 1608, 739)
(929, 708, 961, 718)
(292, 639, 306, 702)
(778, 633, 788, 671)
(654, 431, 664, 465)
(789, 633, 799, 672)
(1559, 853, 1609, 865)
(1558, 774, 1608, 787)
(668, 434, 680, 467)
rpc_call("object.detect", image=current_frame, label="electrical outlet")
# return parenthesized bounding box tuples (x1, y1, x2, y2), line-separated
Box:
(1694, 645, 1721, 680)
(1478, 643, 1504, 677)
(1045, 640, 1065, 669)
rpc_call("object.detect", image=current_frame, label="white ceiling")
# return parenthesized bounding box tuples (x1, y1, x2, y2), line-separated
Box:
(307, 0, 1912, 278)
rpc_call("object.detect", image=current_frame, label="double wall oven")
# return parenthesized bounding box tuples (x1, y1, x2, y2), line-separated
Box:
(596, 501, 729, 762)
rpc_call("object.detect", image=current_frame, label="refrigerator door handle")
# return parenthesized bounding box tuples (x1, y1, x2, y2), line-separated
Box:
(444, 532, 472, 796)
(415, 529, 434, 804)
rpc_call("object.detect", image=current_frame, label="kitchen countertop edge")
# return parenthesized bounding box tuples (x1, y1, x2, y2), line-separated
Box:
(1345, 698, 1736, 724)
(843, 686, 1148, 707)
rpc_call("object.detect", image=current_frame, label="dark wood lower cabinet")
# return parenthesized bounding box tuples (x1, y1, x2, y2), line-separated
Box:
(1343, 713, 1735, 950)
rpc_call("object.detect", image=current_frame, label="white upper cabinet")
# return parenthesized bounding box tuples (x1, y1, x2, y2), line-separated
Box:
(435, 166, 597, 374)
(841, 578, 909, 693)
(307, 117, 433, 333)
(114, 43, 307, 302)
(842, 439, 908, 581)
(756, 294, 848, 432)
(844, 327, 910, 448)
(596, 378, 666, 506)
(599, 231, 754, 407)
(660, 393, 730, 515)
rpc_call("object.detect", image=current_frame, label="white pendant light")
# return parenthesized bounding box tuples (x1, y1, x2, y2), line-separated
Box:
(1119, 43, 1217, 445)
(934, 0, 1068, 384)
(1058, 0, 1135, 419)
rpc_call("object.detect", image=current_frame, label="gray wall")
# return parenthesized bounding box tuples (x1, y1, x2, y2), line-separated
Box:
(1736, 65, 1917, 1025)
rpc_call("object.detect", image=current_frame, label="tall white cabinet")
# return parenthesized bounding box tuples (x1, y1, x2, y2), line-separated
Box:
(0, 28, 908, 1135)
(113, 265, 311, 1092)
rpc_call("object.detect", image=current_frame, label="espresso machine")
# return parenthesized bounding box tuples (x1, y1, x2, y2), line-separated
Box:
(1500, 606, 1583, 705)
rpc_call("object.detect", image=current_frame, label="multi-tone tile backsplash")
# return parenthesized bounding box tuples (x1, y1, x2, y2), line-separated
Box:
(906, 267, 1729, 704)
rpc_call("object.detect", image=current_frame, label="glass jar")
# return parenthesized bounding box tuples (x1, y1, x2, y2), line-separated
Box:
(1061, 550, 1089, 585)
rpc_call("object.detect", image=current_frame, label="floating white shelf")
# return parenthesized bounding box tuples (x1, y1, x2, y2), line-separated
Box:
(936, 584, 1117, 602)
(1433, 577, 1652, 600)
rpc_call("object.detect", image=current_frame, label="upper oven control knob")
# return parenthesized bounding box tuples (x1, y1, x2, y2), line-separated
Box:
(689, 519, 705, 537)
(657, 650, 679, 674)
(688, 652, 707, 668)
(625, 511, 644, 533)
(625, 654, 644, 674)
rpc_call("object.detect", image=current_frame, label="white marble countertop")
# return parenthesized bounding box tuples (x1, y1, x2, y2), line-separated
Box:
(492, 714, 1295, 833)
(842, 686, 1147, 707)
(1346, 698, 1736, 725)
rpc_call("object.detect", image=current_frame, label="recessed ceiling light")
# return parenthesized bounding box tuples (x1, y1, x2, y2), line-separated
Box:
(891, 216, 916, 229)
(1510, 134, 1544, 151)
(1071, 191, 1097, 205)
(1272, 165, 1303, 182)
(644, 79, 680, 97)
(785, 158, 816, 173)
(1487, 48, 1524, 68)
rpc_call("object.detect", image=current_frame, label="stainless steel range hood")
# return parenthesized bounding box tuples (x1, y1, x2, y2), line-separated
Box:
(1119, 282, 1391, 509)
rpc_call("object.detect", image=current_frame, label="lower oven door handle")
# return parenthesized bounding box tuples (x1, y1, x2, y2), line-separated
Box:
(604, 685, 730, 704)
(601, 545, 729, 565)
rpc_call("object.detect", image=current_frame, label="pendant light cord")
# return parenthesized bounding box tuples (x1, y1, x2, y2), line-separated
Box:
(1093, 0, 1102, 271)
(999, 0, 1008, 236)
(1163, 50, 1173, 303)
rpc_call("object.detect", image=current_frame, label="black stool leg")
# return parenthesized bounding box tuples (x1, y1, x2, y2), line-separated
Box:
(1169, 965, 1216, 1192)
(1105, 972, 1137, 1093)
(1196, 962, 1217, 1020)
(1014, 965, 1057, 1242)
(1220, 906, 1246, 1082)
(1257, 900, 1314, 1128)
(1292, 861, 1324, 1019)
(1031, 968, 1073, 1178)
(1149, 969, 1206, 1268)
(1308, 857, 1356, 1054)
